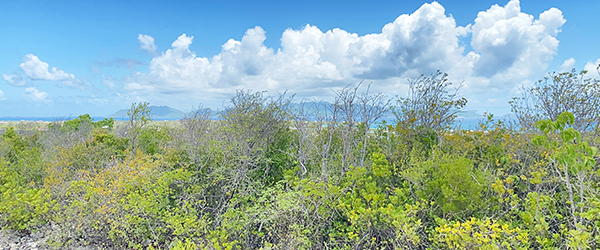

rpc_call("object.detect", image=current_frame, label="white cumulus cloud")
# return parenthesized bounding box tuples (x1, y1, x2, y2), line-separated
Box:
(19, 54, 82, 88)
(560, 57, 576, 72)
(470, 0, 565, 78)
(0, 89, 5, 100)
(2, 73, 26, 86)
(21, 54, 74, 81)
(127, 2, 470, 95)
(122, 0, 566, 113)
(138, 34, 158, 54)
(584, 58, 600, 79)
(24, 87, 48, 101)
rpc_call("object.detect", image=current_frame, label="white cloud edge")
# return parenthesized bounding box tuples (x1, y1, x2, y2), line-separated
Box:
(138, 34, 158, 54)
(560, 57, 576, 72)
(24, 87, 48, 101)
(584, 59, 600, 79)
(13, 54, 84, 88)
(117, 0, 565, 114)
(2, 73, 27, 86)
(0, 0, 572, 115)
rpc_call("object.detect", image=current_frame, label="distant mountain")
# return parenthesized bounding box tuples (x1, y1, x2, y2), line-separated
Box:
(108, 106, 185, 119)
(498, 113, 517, 121)
(456, 110, 483, 119)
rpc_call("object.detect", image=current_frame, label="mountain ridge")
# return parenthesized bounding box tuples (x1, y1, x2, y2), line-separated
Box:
(108, 105, 185, 119)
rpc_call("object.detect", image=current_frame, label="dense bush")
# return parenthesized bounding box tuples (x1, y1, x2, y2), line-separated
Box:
(2, 70, 600, 249)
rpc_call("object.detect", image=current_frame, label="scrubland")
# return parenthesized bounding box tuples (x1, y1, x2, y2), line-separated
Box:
(1, 70, 600, 249)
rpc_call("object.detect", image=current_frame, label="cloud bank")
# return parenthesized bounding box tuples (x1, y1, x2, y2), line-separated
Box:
(122, 0, 565, 112)
(0, 0, 570, 115)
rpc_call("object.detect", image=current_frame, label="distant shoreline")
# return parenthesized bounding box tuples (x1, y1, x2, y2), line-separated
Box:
(0, 116, 511, 131)
(0, 117, 181, 122)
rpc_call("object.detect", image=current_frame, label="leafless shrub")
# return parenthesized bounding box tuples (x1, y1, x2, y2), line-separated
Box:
(510, 68, 600, 132)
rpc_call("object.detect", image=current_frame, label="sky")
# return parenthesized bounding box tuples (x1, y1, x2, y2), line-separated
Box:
(1, 0, 599, 117)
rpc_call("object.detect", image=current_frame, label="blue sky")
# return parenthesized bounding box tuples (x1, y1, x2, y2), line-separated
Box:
(1, 0, 599, 117)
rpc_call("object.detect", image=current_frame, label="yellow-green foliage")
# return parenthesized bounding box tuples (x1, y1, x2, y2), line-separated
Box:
(50, 151, 201, 249)
(338, 157, 423, 248)
(404, 150, 487, 216)
(5, 106, 600, 249)
(434, 217, 528, 249)
(0, 159, 54, 231)
(0, 128, 54, 232)
(168, 238, 199, 250)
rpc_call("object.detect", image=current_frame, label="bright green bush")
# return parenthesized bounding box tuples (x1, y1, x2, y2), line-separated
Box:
(48, 151, 202, 249)
(4, 96, 600, 249)
(433, 217, 528, 249)
(0, 159, 54, 232)
(138, 125, 171, 155)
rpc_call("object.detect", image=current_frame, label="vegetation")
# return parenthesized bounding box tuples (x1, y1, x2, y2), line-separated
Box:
(510, 68, 600, 132)
(1, 68, 600, 249)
